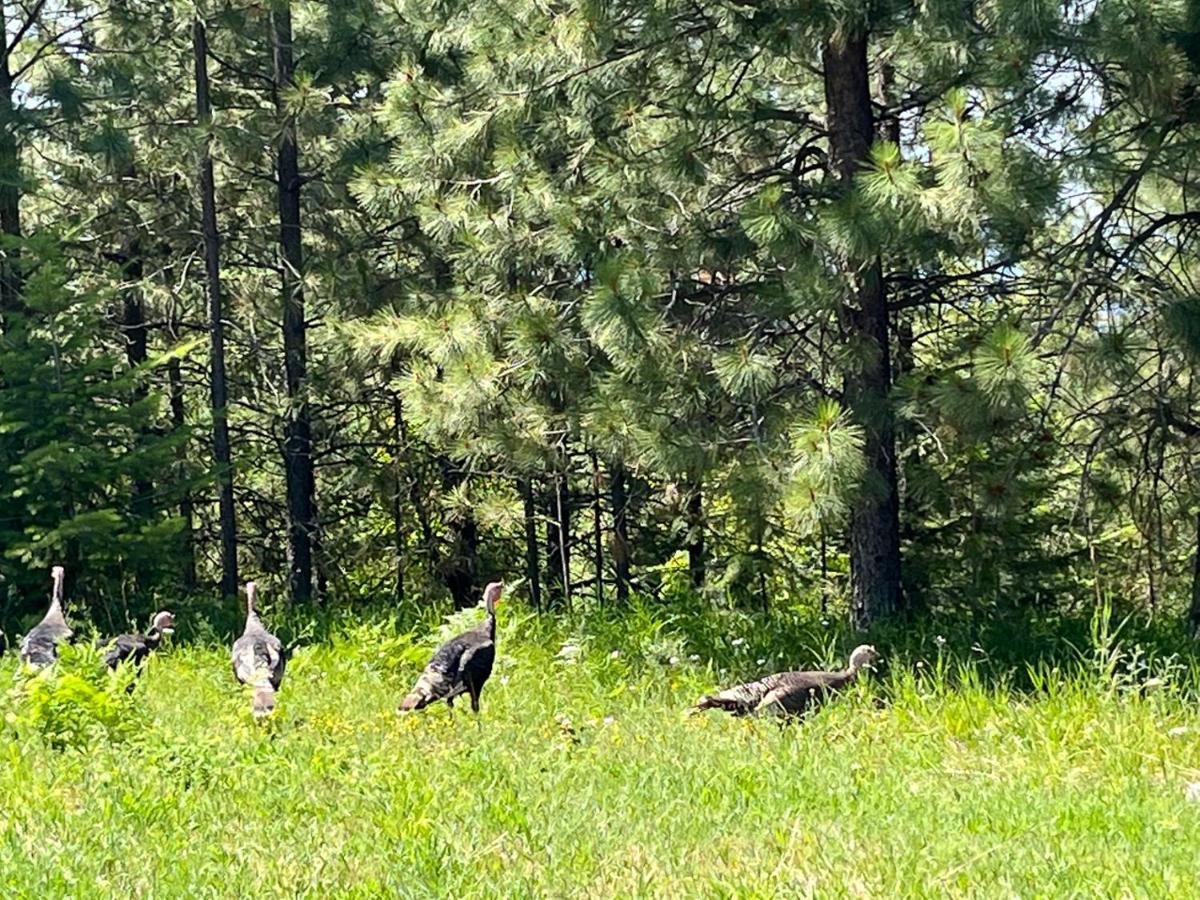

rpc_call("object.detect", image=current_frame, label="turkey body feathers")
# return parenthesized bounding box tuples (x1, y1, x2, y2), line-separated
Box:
(101, 632, 161, 669)
(401, 618, 495, 712)
(696, 669, 857, 717)
(20, 620, 71, 668)
(232, 629, 285, 691)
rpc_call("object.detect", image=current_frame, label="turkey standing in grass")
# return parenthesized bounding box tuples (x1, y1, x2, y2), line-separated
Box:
(231, 582, 285, 717)
(400, 581, 503, 714)
(19, 566, 71, 668)
(101, 611, 176, 671)
(694, 644, 878, 717)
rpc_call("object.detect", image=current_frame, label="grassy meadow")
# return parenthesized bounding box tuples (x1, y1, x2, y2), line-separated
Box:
(2, 601, 1199, 897)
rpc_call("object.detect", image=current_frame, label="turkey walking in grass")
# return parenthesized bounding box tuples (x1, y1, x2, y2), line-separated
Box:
(400, 580, 503, 714)
(19, 566, 71, 668)
(231, 582, 286, 717)
(100, 611, 176, 672)
(694, 644, 878, 717)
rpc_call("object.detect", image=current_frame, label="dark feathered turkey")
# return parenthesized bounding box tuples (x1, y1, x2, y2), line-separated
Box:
(400, 581, 503, 714)
(101, 610, 175, 671)
(231, 582, 285, 717)
(694, 644, 878, 717)
(19, 566, 71, 668)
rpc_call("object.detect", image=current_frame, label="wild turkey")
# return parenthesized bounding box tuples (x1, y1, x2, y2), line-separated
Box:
(231, 581, 285, 717)
(19, 566, 72, 668)
(101, 611, 176, 671)
(400, 580, 503, 714)
(694, 644, 878, 717)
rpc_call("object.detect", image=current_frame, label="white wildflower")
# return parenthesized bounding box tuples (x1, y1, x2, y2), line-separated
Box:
(610, 650, 621, 659)
(731, 638, 745, 647)
(499, 675, 510, 686)
(1187, 782, 1200, 803)
(557, 643, 581, 660)
(603, 716, 615, 726)
(668, 656, 680, 666)
(689, 654, 701, 662)
(756, 658, 766, 666)
(934, 635, 946, 648)
(1168, 726, 1188, 738)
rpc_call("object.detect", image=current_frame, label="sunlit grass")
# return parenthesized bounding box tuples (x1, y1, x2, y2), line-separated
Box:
(1, 606, 1199, 896)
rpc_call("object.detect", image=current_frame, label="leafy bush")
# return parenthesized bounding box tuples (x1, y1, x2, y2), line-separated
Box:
(6, 642, 144, 750)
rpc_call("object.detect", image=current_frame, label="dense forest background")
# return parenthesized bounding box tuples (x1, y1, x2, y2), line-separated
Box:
(3, 0, 1200, 639)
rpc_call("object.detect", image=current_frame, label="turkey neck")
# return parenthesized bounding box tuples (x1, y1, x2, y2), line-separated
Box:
(43, 572, 66, 625)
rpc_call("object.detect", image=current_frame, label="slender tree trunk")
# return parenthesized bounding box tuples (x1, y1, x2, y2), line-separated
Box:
(193, 17, 239, 597)
(544, 468, 572, 608)
(117, 236, 154, 517)
(1190, 511, 1200, 636)
(271, 6, 316, 604)
(0, 2, 23, 323)
(610, 461, 630, 603)
(391, 392, 405, 604)
(591, 452, 604, 606)
(440, 458, 478, 608)
(167, 351, 197, 592)
(686, 476, 705, 589)
(823, 30, 902, 629)
(519, 477, 542, 610)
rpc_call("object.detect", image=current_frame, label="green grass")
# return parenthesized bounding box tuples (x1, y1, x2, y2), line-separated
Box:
(2, 606, 1199, 897)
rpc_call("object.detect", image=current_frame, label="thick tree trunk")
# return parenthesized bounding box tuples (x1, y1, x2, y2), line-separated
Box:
(519, 477, 542, 610)
(193, 18, 239, 597)
(610, 461, 630, 603)
(0, 3, 23, 322)
(686, 476, 705, 589)
(823, 31, 903, 629)
(271, 6, 317, 604)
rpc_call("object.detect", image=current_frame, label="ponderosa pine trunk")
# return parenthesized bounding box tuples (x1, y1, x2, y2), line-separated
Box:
(271, 6, 317, 604)
(610, 461, 630, 603)
(0, 2, 22, 323)
(519, 477, 542, 610)
(823, 30, 902, 629)
(193, 17, 239, 597)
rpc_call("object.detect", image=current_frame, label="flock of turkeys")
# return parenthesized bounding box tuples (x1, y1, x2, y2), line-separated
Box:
(15, 567, 878, 720)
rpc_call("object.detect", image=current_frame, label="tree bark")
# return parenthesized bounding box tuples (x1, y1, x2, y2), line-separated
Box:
(116, 235, 154, 517)
(686, 476, 705, 589)
(823, 30, 903, 629)
(0, 2, 23, 322)
(544, 469, 571, 607)
(519, 477, 542, 610)
(193, 17, 239, 598)
(391, 392, 405, 604)
(610, 461, 630, 603)
(591, 452, 604, 606)
(167, 350, 197, 592)
(440, 458, 478, 608)
(1190, 511, 1200, 636)
(271, 6, 317, 604)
